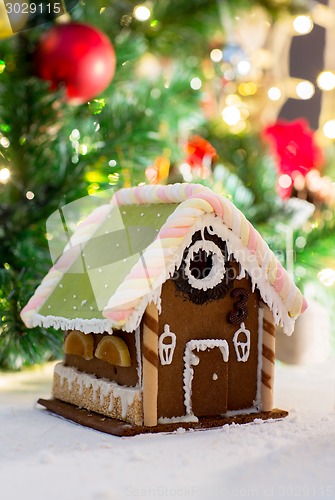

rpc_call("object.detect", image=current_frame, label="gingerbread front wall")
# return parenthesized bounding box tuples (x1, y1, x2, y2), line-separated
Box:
(157, 273, 260, 420)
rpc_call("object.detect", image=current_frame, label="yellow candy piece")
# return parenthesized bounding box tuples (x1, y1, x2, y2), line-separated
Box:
(95, 336, 131, 367)
(63, 330, 94, 360)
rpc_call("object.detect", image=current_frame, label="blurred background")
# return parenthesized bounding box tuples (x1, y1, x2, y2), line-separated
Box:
(0, 0, 334, 370)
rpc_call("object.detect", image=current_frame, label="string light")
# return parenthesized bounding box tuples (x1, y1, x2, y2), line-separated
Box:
(222, 106, 241, 126)
(293, 15, 313, 35)
(190, 77, 202, 90)
(179, 163, 193, 182)
(316, 71, 335, 91)
(237, 60, 251, 76)
(226, 94, 241, 106)
(268, 87, 281, 101)
(278, 174, 292, 189)
(0, 137, 10, 148)
(69, 129, 80, 141)
(133, 5, 151, 21)
(210, 49, 222, 63)
(295, 81, 315, 100)
(318, 268, 335, 287)
(238, 82, 257, 96)
(79, 144, 88, 155)
(295, 236, 306, 249)
(0, 167, 10, 183)
(26, 191, 35, 200)
(323, 119, 335, 139)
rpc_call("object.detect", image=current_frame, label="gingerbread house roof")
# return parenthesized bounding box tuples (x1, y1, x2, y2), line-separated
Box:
(21, 183, 307, 335)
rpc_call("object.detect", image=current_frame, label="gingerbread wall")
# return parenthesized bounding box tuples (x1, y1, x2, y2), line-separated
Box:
(157, 263, 260, 419)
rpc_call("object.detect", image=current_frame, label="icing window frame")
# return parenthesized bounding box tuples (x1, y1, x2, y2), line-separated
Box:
(184, 239, 225, 290)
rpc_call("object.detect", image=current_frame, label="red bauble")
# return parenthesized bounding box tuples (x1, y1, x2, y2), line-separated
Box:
(34, 23, 116, 104)
(185, 135, 217, 168)
(263, 119, 325, 199)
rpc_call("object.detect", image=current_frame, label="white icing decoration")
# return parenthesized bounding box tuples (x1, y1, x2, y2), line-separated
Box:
(236, 264, 245, 280)
(183, 339, 229, 416)
(158, 324, 177, 365)
(184, 239, 225, 291)
(224, 407, 259, 417)
(158, 414, 199, 424)
(190, 354, 200, 366)
(54, 363, 141, 419)
(135, 326, 142, 388)
(81, 300, 87, 306)
(32, 313, 113, 334)
(212, 373, 218, 380)
(233, 322, 251, 362)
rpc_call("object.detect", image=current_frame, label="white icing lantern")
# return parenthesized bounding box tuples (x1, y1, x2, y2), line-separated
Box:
(233, 322, 251, 362)
(159, 324, 177, 365)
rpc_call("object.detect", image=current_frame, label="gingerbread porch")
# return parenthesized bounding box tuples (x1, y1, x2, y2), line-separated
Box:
(21, 183, 306, 435)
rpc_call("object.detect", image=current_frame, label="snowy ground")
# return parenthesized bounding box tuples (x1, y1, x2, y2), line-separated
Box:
(1, 360, 335, 500)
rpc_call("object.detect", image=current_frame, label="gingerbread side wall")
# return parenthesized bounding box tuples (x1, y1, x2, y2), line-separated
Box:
(64, 329, 140, 387)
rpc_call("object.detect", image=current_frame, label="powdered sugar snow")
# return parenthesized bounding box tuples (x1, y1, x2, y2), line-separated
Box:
(1, 360, 335, 500)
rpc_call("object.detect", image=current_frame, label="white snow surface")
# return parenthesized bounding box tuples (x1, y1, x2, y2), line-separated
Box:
(1, 359, 335, 500)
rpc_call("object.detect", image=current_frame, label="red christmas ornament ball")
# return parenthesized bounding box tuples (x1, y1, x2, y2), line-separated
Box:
(34, 23, 116, 104)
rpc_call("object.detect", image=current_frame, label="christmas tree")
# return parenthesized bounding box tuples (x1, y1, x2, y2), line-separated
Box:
(1, 0, 334, 370)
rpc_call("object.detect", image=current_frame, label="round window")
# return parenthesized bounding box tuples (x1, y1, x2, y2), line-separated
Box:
(184, 240, 225, 290)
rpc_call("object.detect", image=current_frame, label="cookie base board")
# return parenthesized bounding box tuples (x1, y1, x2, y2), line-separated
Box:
(38, 398, 288, 437)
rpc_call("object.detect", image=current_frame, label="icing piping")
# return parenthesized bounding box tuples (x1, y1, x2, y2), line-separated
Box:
(54, 363, 142, 420)
(32, 313, 113, 334)
(158, 415, 199, 424)
(183, 339, 229, 417)
(184, 239, 226, 291)
(158, 324, 177, 365)
(135, 326, 142, 388)
(232, 322, 251, 362)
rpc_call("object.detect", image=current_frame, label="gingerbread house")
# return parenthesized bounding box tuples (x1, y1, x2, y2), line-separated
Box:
(21, 183, 307, 435)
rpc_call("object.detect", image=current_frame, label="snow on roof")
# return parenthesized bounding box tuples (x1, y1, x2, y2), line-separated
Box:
(21, 183, 307, 335)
